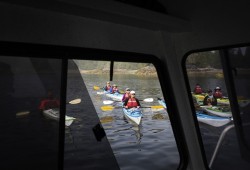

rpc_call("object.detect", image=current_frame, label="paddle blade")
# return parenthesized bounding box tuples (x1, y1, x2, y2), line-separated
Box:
(16, 111, 30, 117)
(69, 98, 81, 104)
(97, 91, 104, 95)
(101, 105, 115, 111)
(150, 105, 164, 109)
(93, 86, 100, 90)
(103, 100, 114, 105)
(143, 98, 154, 102)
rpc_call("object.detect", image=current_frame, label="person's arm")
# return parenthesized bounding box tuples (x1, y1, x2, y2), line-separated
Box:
(122, 94, 126, 102)
(203, 96, 207, 105)
(136, 98, 141, 107)
(123, 98, 128, 108)
(109, 87, 113, 93)
(213, 97, 217, 106)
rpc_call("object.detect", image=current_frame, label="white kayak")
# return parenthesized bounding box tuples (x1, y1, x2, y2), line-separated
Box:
(105, 92, 123, 101)
(122, 108, 142, 125)
(203, 106, 232, 117)
(43, 108, 76, 126)
(158, 98, 231, 127)
(196, 111, 232, 127)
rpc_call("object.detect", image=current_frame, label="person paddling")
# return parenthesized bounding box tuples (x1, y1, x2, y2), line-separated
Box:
(213, 86, 223, 98)
(110, 84, 120, 94)
(123, 91, 141, 109)
(203, 89, 217, 106)
(39, 91, 60, 110)
(103, 81, 112, 91)
(193, 83, 203, 94)
(122, 88, 131, 102)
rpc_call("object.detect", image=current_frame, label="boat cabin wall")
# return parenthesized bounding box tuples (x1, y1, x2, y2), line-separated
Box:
(1, 1, 250, 170)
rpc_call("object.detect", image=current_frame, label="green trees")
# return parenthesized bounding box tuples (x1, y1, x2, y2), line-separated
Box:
(186, 51, 222, 69)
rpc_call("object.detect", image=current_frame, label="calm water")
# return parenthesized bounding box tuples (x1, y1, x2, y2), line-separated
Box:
(64, 72, 250, 170)
(80, 74, 178, 170)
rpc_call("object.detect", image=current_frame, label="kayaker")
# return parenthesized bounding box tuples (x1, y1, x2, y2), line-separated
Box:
(110, 84, 120, 94)
(123, 91, 141, 109)
(103, 81, 112, 91)
(213, 86, 223, 98)
(39, 91, 60, 110)
(122, 88, 131, 102)
(193, 83, 203, 94)
(203, 89, 217, 106)
(192, 96, 202, 111)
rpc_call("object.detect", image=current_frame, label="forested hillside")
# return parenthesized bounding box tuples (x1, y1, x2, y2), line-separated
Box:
(74, 50, 221, 75)
(186, 51, 221, 69)
(74, 60, 151, 70)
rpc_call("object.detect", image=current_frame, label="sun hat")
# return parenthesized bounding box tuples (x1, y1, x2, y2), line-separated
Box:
(125, 88, 130, 91)
(130, 91, 135, 94)
(113, 84, 117, 86)
(215, 86, 221, 90)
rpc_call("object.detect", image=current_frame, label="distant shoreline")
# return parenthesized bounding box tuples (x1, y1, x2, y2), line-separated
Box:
(76, 68, 223, 76)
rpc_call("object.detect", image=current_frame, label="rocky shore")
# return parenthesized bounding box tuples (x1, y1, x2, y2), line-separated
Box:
(77, 66, 223, 77)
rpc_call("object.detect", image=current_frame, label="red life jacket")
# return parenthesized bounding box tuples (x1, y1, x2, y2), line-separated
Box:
(105, 85, 111, 91)
(194, 86, 202, 94)
(112, 87, 119, 93)
(213, 91, 222, 98)
(39, 99, 60, 110)
(126, 98, 138, 108)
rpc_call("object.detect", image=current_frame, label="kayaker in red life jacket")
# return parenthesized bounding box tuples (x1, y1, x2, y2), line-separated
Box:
(110, 84, 120, 94)
(122, 88, 131, 102)
(203, 89, 217, 106)
(103, 81, 112, 91)
(213, 86, 223, 98)
(123, 91, 141, 109)
(193, 83, 203, 94)
(39, 91, 60, 110)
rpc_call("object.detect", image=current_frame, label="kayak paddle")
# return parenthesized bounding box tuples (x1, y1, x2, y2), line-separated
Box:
(68, 98, 82, 104)
(102, 98, 153, 104)
(101, 105, 163, 111)
(93, 85, 100, 90)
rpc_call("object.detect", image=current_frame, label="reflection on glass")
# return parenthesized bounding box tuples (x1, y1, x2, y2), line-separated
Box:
(186, 50, 250, 169)
(0, 56, 61, 170)
(227, 47, 250, 163)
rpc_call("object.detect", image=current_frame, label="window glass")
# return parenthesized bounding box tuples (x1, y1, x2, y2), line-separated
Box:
(185, 50, 250, 169)
(0, 56, 61, 170)
(0, 56, 180, 170)
(226, 47, 250, 162)
(64, 59, 180, 170)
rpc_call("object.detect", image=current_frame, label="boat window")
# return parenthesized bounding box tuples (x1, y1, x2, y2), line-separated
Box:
(0, 56, 61, 169)
(223, 47, 250, 162)
(65, 59, 180, 170)
(0, 51, 180, 170)
(184, 49, 250, 169)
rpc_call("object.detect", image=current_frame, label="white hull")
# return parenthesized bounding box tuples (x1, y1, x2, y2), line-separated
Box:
(204, 107, 232, 117)
(123, 108, 142, 125)
(196, 112, 231, 127)
(105, 92, 123, 101)
(43, 109, 76, 126)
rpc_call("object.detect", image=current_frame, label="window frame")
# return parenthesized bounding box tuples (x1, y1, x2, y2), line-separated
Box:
(0, 41, 188, 169)
(182, 43, 250, 168)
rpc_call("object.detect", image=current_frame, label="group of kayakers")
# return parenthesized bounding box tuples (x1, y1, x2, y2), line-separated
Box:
(103, 81, 141, 109)
(103, 81, 120, 94)
(193, 83, 224, 106)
